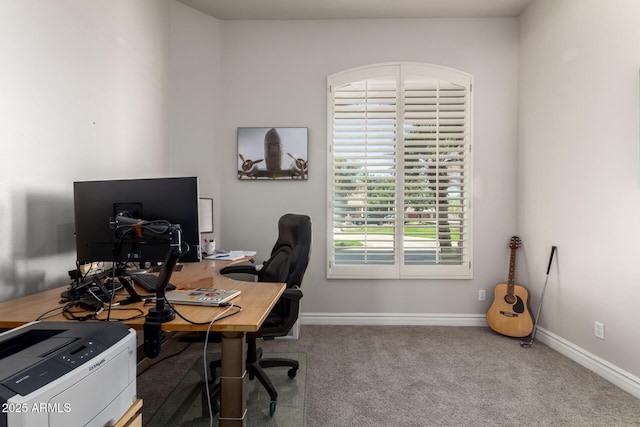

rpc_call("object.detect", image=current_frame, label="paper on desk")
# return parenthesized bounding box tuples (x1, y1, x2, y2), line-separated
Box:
(204, 250, 256, 261)
(235, 250, 256, 257)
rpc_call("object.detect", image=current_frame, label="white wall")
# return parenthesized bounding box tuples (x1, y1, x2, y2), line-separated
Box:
(519, 0, 640, 378)
(168, 2, 222, 239)
(217, 19, 519, 317)
(0, 0, 172, 301)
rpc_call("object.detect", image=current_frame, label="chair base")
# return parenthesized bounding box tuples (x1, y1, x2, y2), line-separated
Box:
(209, 341, 299, 416)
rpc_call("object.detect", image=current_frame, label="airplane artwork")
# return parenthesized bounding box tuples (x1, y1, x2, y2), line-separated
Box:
(237, 127, 308, 180)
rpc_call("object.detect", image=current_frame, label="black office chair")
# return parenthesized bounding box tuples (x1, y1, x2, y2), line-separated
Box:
(210, 213, 311, 416)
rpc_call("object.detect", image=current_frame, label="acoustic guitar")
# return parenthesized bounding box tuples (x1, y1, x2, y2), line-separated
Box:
(486, 236, 534, 338)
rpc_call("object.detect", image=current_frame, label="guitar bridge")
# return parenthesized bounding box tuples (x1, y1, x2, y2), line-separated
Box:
(500, 311, 518, 317)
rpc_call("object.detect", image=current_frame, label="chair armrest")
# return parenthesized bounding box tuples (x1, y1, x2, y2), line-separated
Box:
(281, 287, 303, 302)
(219, 263, 259, 276)
(259, 287, 303, 339)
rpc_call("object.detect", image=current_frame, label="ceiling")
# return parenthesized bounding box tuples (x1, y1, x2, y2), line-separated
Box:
(177, 0, 533, 20)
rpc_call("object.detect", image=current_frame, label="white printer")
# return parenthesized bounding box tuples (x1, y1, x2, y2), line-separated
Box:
(0, 321, 136, 427)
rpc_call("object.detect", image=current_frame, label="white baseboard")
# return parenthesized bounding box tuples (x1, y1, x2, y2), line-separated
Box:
(300, 312, 487, 327)
(300, 313, 640, 400)
(535, 327, 640, 400)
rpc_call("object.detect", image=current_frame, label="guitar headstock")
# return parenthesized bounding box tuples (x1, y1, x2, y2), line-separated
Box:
(510, 236, 521, 250)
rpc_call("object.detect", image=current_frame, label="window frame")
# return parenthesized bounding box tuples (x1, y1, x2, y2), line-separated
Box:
(326, 62, 473, 280)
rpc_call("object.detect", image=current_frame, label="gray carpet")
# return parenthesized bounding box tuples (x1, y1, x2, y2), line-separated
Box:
(137, 326, 640, 426)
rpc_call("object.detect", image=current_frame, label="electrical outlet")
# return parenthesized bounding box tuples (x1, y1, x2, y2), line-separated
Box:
(594, 321, 605, 339)
(479, 290, 486, 301)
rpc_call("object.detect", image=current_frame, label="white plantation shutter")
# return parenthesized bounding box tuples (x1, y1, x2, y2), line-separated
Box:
(328, 63, 473, 279)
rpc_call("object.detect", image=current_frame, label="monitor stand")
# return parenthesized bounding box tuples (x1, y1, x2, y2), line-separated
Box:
(143, 249, 179, 359)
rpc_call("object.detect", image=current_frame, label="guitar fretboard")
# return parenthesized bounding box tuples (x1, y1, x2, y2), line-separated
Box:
(507, 237, 520, 295)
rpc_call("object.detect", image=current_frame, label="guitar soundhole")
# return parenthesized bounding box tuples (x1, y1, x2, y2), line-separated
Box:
(503, 295, 525, 314)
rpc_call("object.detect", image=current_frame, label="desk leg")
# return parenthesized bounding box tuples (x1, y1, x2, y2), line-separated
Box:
(219, 332, 247, 427)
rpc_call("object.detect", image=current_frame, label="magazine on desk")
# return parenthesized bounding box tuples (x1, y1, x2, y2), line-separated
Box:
(165, 288, 241, 306)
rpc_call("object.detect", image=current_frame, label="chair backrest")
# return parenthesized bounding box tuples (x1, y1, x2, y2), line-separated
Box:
(260, 213, 311, 288)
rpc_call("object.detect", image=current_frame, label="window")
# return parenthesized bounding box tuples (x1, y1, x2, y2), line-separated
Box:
(327, 63, 473, 279)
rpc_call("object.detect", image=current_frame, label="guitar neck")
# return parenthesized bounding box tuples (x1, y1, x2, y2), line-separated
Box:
(507, 246, 517, 294)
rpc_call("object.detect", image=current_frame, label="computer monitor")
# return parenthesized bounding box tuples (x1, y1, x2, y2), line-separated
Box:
(73, 177, 202, 267)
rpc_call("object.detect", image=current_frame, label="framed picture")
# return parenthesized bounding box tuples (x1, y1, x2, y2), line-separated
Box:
(198, 197, 213, 233)
(237, 127, 308, 180)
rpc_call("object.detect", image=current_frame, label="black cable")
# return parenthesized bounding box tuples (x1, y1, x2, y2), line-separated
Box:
(106, 228, 139, 321)
(97, 307, 146, 321)
(113, 220, 172, 240)
(62, 303, 102, 321)
(107, 268, 117, 321)
(35, 302, 75, 321)
(163, 298, 242, 325)
(59, 300, 145, 322)
(181, 240, 191, 255)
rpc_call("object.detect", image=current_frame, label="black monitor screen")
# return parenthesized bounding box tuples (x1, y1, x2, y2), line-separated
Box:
(73, 177, 201, 265)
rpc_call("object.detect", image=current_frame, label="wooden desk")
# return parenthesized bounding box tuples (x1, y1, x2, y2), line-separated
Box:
(0, 259, 285, 427)
(114, 399, 143, 427)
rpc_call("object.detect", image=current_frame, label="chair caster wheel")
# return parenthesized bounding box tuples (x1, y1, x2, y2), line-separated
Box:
(287, 368, 298, 378)
(269, 400, 276, 417)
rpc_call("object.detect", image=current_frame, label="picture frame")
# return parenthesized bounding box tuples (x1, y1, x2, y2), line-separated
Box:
(198, 197, 213, 233)
(237, 127, 308, 180)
